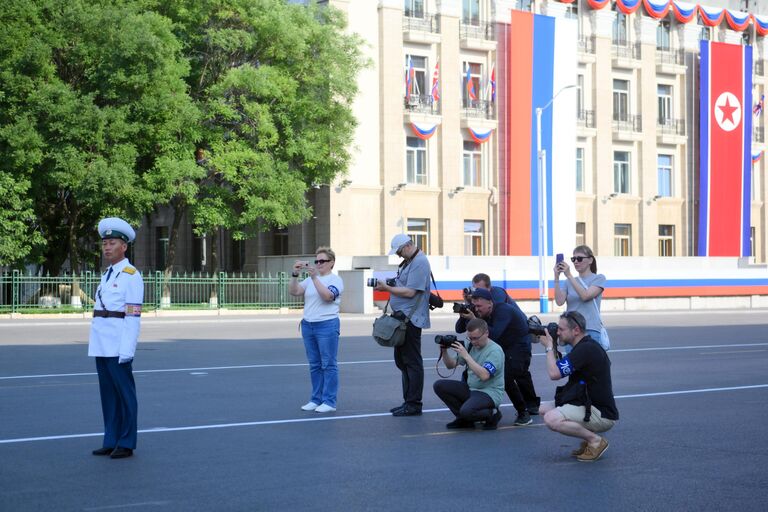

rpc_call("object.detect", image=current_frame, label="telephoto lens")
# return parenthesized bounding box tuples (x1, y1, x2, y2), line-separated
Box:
(366, 278, 378, 287)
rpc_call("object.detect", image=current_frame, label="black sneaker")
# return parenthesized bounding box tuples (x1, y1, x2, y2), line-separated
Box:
(513, 411, 532, 426)
(483, 409, 503, 430)
(446, 418, 475, 429)
(527, 405, 540, 415)
(392, 405, 422, 417)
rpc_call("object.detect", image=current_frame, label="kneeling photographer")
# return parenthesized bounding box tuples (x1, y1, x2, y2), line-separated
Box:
(455, 288, 540, 426)
(433, 319, 505, 430)
(537, 311, 619, 462)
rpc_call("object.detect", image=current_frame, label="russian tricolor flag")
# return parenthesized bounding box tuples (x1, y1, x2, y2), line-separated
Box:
(499, 11, 576, 256)
(698, 41, 752, 257)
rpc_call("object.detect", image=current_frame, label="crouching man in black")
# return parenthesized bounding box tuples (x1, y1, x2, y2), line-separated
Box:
(538, 311, 619, 462)
(433, 318, 505, 430)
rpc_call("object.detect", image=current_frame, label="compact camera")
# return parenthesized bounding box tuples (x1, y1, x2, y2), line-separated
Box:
(452, 302, 472, 314)
(434, 334, 458, 348)
(527, 315, 559, 344)
(367, 277, 396, 287)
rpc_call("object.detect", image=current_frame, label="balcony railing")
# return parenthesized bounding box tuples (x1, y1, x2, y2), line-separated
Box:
(613, 114, 642, 132)
(403, 12, 441, 34)
(656, 49, 684, 66)
(459, 21, 495, 41)
(404, 94, 441, 115)
(658, 118, 686, 136)
(578, 35, 596, 55)
(462, 99, 496, 119)
(754, 126, 765, 143)
(612, 42, 641, 60)
(577, 109, 595, 128)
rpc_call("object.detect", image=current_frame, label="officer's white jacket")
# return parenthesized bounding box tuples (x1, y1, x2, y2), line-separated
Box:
(88, 258, 144, 359)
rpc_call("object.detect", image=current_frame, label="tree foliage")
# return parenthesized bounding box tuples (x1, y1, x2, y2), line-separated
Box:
(0, 0, 364, 273)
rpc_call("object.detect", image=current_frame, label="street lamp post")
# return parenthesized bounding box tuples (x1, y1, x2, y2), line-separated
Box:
(536, 84, 576, 313)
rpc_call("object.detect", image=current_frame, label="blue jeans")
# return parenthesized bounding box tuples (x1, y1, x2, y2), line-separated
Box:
(301, 318, 340, 407)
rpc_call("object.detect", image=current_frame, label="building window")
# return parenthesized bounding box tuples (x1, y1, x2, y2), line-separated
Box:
(576, 147, 585, 192)
(576, 74, 584, 116)
(463, 141, 482, 187)
(752, 166, 758, 201)
(658, 154, 673, 197)
(657, 20, 671, 51)
(751, 226, 756, 257)
(231, 239, 246, 272)
(614, 223, 632, 256)
(565, 1, 579, 20)
(613, 151, 630, 194)
(659, 225, 675, 256)
(272, 227, 288, 256)
(515, 0, 532, 12)
(698, 20, 711, 41)
(576, 222, 586, 247)
(407, 218, 430, 254)
(464, 220, 485, 255)
(742, 31, 751, 46)
(463, 61, 482, 107)
(463, 0, 480, 25)
(405, 54, 427, 104)
(657, 84, 673, 124)
(406, 136, 427, 184)
(613, 79, 629, 122)
(156, 226, 169, 271)
(613, 10, 628, 45)
(404, 0, 424, 18)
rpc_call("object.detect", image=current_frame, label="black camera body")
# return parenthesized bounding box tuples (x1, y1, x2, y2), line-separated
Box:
(367, 277, 397, 287)
(452, 302, 472, 314)
(527, 315, 559, 344)
(435, 334, 458, 348)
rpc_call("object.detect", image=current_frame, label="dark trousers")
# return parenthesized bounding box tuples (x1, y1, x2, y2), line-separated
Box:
(433, 379, 495, 421)
(505, 350, 540, 413)
(394, 322, 423, 408)
(95, 357, 138, 450)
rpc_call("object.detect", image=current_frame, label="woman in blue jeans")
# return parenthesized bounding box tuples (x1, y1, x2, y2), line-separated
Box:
(288, 247, 344, 413)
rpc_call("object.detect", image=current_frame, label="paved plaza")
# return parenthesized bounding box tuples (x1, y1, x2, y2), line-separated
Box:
(1, 310, 767, 511)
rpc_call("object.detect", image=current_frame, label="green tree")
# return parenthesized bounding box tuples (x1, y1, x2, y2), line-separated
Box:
(0, 0, 199, 273)
(0, 172, 44, 266)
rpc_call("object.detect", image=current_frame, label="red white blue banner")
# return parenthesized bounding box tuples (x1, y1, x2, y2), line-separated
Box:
(672, 1, 698, 23)
(410, 122, 437, 140)
(699, 41, 752, 257)
(643, 0, 672, 19)
(724, 10, 750, 31)
(616, 0, 642, 14)
(467, 127, 493, 144)
(752, 149, 763, 163)
(754, 14, 768, 36)
(500, 11, 576, 256)
(698, 5, 725, 27)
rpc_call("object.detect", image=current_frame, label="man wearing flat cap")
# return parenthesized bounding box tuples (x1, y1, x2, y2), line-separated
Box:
(455, 287, 539, 426)
(375, 233, 431, 416)
(89, 217, 144, 459)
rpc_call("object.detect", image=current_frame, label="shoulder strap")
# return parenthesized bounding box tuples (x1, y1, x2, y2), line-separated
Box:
(430, 272, 441, 298)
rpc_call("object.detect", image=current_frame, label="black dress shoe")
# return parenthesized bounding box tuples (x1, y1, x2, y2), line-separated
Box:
(389, 403, 406, 413)
(446, 418, 475, 429)
(110, 447, 133, 459)
(92, 447, 114, 456)
(392, 406, 422, 417)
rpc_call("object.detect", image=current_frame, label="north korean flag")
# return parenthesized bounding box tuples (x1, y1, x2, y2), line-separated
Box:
(699, 41, 752, 257)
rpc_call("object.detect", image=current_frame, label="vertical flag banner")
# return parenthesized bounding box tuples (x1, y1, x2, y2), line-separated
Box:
(466, 67, 477, 101)
(488, 64, 496, 102)
(698, 40, 752, 256)
(405, 56, 414, 101)
(500, 11, 577, 256)
(431, 60, 440, 102)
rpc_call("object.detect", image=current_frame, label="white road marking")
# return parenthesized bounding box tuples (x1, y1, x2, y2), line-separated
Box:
(1, 384, 766, 445)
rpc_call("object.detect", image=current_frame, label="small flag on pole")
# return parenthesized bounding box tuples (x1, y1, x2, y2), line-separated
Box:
(487, 64, 496, 102)
(466, 67, 477, 101)
(431, 60, 440, 102)
(405, 56, 414, 101)
(754, 94, 764, 117)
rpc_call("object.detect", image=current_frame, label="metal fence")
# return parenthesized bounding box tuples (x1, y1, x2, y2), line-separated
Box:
(0, 271, 304, 313)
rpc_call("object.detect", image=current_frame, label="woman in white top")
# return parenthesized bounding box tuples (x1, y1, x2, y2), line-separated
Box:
(288, 246, 344, 413)
(553, 245, 606, 347)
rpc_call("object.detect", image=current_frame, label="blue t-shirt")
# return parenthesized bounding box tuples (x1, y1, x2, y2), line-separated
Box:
(390, 251, 431, 329)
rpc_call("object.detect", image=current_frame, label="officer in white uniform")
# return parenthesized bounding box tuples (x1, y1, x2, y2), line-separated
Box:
(89, 217, 144, 459)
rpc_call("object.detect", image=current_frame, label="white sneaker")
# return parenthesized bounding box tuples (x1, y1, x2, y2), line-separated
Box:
(301, 402, 320, 411)
(314, 404, 336, 413)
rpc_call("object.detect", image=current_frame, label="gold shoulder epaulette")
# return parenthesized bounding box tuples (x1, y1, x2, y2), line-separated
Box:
(123, 266, 137, 275)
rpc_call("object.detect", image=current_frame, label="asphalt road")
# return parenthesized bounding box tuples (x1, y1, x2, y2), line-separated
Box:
(1, 310, 767, 511)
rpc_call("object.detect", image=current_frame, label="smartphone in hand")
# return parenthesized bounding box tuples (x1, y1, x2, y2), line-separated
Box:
(556, 253, 564, 264)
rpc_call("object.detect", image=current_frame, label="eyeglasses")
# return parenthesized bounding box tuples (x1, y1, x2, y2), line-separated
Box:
(467, 334, 485, 342)
(314, 259, 332, 265)
(570, 256, 590, 263)
(562, 311, 586, 331)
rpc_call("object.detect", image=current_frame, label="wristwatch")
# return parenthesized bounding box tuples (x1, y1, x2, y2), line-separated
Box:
(545, 347, 553, 353)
